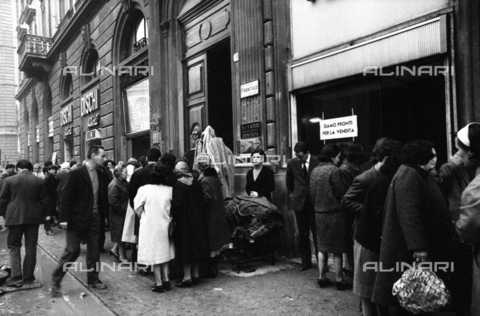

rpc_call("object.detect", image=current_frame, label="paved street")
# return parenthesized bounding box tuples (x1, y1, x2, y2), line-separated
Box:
(0, 224, 359, 316)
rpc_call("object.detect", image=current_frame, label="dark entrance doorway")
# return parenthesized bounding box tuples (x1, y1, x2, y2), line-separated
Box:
(183, 40, 233, 152)
(131, 133, 150, 159)
(207, 40, 233, 150)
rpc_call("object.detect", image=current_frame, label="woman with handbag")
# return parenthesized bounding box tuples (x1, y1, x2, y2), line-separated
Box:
(108, 163, 129, 263)
(134, 163, 175, 293)
(455, 122, 480, 316)
(171, 161, 209, 287)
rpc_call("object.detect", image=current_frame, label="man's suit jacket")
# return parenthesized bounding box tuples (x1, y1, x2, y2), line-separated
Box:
(286, 155, 319, 212)
(58, 165, 109, 231)
(0, 171, 47, 226)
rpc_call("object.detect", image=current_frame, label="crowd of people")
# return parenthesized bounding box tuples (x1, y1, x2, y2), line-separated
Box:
(0, 122, 479, 315)
(285, 126, 480, 315)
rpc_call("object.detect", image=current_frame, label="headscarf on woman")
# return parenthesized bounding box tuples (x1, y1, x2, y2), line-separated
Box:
(175, 161, 193, 186)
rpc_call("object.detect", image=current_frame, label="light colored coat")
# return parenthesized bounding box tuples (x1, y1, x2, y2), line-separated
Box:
(458, 172, 480, 315)
(134, 184, 175, 265)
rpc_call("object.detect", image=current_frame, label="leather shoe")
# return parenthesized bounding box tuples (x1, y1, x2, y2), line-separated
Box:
(176, 279, 192, 288)
(317, 278, 333, 288)
(299, 263, 312, 271)
(151, 284, 164, 293)
(89, 281, 107, 290)
(50, 283, 62, 297)
(335, 280, 352, 291)
(192, 276, 200, 285)
(5, 278, 23, 288)
(162, 281, 171, 291)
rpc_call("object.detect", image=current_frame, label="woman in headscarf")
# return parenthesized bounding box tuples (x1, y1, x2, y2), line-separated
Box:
(197, 153, 231, 278)
(108, 162, 129, 262)
(171, 161, 209, 287)
(455, 123, 480, 315)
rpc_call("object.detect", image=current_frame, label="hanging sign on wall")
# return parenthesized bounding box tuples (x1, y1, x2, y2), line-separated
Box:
(320, 115, 358, 140)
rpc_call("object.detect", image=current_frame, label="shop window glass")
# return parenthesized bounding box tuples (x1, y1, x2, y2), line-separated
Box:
(123, 79, 150, 134)
(120, 12, 148, 61)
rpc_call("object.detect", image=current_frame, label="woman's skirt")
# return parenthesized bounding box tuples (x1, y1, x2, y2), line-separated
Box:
(353, 240, 379, 299)
(315, 210, 348, 254)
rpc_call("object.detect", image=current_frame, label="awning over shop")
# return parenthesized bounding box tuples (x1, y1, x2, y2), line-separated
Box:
(290, 16, 447, 91)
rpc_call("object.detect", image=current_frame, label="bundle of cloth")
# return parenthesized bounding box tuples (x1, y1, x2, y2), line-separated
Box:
(192, 126, 235, 198)
(224, 196, 284, 239)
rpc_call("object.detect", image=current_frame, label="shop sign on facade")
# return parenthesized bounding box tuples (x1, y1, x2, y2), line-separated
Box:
(60, 103, 73, 126)
(81, 88, 99, 116)
(320, 115, 358, 140)
(87, 113, 101, 128)
(48, 116, 54, 137)
(64, 126, 73, 137)
(240, 80, 259, 98)
(86, 129, 101, 141)
(241, 122, 262, 139)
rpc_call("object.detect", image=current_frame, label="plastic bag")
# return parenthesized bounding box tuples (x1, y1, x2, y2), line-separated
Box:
(392, 267, 451, 314)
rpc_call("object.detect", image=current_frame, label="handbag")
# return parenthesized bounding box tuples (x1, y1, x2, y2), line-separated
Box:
(392, 267, 451, 314)
(121, 201, 137, 244)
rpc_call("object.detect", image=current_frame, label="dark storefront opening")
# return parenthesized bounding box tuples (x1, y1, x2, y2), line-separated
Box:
(297, 61, 449, 166)
(131, 133, 150, 160)
(207, 40, 233, 150)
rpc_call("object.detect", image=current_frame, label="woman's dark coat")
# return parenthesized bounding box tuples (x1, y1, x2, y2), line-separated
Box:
(372, 164, 456, 307)
(44, 172, 58, 218)
(200, 168, 231, 250)
(108, 177, 129, 243)
(245, 166, 275, 202)
(171, 179, 209, 263)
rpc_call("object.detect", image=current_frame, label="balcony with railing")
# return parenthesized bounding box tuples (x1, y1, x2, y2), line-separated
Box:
(17, 34, 53, 78)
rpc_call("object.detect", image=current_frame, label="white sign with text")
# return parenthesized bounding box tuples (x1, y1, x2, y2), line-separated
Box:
(320, 115, 358, 140)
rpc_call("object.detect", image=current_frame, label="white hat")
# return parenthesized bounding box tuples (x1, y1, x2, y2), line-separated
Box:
(457, 123, 480, 147)
(60, 162, 70, 169)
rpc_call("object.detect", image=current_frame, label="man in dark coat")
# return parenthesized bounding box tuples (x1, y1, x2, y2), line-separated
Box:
(128, 147, 161, 270)
(372, 140, 456, 310)
(286, 142, 320, 271)
(0, 164, 16, 192)
(0, 160, 47, 287)
(51, 146, 109, 295)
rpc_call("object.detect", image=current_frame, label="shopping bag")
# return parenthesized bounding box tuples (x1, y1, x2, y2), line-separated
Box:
(392, 267, 451, 314)
(121, 201, 137, 244)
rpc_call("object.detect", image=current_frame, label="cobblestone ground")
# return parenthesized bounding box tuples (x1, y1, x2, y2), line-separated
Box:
(38, 226, 359, 316)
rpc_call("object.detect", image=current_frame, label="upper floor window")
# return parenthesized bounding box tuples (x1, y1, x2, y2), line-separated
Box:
(81, 49, 100, 86)
(120, 11, 148, 62)
(61, 73, 73, 101)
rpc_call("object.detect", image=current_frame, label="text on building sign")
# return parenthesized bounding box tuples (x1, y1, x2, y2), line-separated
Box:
(81, 88, 99, 116)
(319, 115, 358, 140)
(240, 80, 259, 98)
(61, 104, 73, 126)
(241, 122, 262, 139)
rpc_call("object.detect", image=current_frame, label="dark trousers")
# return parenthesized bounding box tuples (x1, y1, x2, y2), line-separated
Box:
(7, 224, 39, 281)
(294, 200, 318, 265)
(52, 214, 101, 285)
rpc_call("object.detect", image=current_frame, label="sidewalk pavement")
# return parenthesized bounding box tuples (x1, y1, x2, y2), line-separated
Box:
(37, 225, 359, 316)
(0, 226, 115, 315)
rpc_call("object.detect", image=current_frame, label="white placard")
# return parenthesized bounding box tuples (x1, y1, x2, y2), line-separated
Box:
(320, 115, 358, 140)
(240, 80, 259, 98)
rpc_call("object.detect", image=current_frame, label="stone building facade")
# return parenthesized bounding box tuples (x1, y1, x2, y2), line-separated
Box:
(0, 0, 19, 166)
